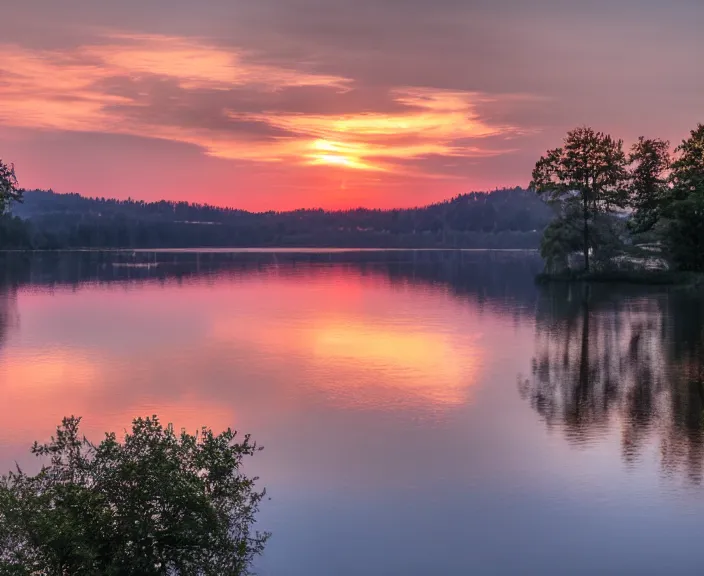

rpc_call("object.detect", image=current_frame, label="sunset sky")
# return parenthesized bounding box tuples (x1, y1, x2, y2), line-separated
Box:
(2, 0, 703, 210)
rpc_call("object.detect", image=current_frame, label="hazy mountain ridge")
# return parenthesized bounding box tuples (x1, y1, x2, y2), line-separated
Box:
(6, 187, 553, 249)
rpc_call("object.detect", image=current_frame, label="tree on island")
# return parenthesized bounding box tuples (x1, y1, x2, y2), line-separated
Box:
(530, 127, 628, 272)
(665, 124, 704, 271)
(0, 416, 269, 575)
(625, 125, 704, 272)
(532, 123, 704, 274)
(627, 136, 671, 234)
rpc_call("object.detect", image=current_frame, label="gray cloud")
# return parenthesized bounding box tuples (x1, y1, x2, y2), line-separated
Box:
(7, 0, 704, 111)
(95, 77, 293, 139)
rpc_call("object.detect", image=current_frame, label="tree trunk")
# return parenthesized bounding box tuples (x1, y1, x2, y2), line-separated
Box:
(583, 196, 590, 272)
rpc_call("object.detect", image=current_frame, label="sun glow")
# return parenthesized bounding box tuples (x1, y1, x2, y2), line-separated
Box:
(306, 139, 381, 171)
(0, 34, 523, 181)
(315, 154, 353, 167)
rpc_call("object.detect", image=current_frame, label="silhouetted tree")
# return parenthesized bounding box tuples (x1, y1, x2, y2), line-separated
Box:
(627, 137, 671, 234)
(531, 127, 628, 272)
(664, 124, 704, 271)
(538, 203, 583, 273)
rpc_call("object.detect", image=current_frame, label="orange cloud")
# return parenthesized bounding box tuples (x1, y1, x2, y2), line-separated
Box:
(0, 33, 524, 177)
(258, 88, 517, 171)
(87, 33, 351, 91)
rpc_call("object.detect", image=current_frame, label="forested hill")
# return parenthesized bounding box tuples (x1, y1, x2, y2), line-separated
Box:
(6, 187, 553, 249)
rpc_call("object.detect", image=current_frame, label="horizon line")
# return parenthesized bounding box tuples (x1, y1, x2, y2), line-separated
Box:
(20, 185, 534, 215)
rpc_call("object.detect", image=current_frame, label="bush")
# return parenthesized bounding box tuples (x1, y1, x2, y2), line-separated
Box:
(0, 416, 269, 575)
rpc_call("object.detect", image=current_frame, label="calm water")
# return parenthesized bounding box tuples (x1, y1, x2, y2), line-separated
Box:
(1, 250, 704, 575)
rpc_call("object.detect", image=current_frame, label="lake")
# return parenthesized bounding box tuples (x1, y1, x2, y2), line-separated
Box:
(1, 249, 704, 575)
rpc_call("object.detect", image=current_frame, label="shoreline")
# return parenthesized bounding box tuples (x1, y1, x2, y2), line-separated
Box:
(0, 247, 540, 254)
(536, 270, 704, 287)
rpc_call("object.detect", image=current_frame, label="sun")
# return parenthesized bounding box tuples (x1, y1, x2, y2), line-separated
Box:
(305, 139, 382, 171)
(314, 153, 356, 167)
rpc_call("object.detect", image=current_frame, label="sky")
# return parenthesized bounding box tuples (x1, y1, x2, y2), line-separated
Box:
(1, 0, 703, 210)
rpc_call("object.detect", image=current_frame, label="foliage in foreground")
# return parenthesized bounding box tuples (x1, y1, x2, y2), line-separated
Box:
(0, 416, 269, 576)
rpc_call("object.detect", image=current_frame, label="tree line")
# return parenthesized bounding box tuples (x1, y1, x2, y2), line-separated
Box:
(531, 123, 704, 273)
(0, 169, 553, 249)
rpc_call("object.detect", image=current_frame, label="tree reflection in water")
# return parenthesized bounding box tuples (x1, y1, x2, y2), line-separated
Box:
(0, 287, 18, 351)
(520, 283, 704, 484)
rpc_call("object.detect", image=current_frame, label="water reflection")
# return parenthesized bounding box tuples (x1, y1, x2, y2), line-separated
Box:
(0, 249, 540, 451)
(520, 283, 704, 484)
(0, 249, 542, 306)
(4, 250, 704, 575)
(0, 288, 18, 348)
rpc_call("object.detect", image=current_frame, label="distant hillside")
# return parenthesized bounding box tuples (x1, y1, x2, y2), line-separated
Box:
(6, 188, 554, 249)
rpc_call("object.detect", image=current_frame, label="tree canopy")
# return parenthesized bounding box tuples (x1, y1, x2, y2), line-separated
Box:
(0, 416, 269, 576)
(670, 124, 704, 201)
(530, 126, 628, 272)
(533, 122, 704, 275)
(665, 125, 704, 271)
(627, 137, 671, 234)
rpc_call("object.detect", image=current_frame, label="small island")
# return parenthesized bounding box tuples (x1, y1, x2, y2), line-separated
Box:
(530, 124, 704, 285)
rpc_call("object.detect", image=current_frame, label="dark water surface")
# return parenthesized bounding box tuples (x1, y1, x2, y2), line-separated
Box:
(1, 250, 704, 575)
